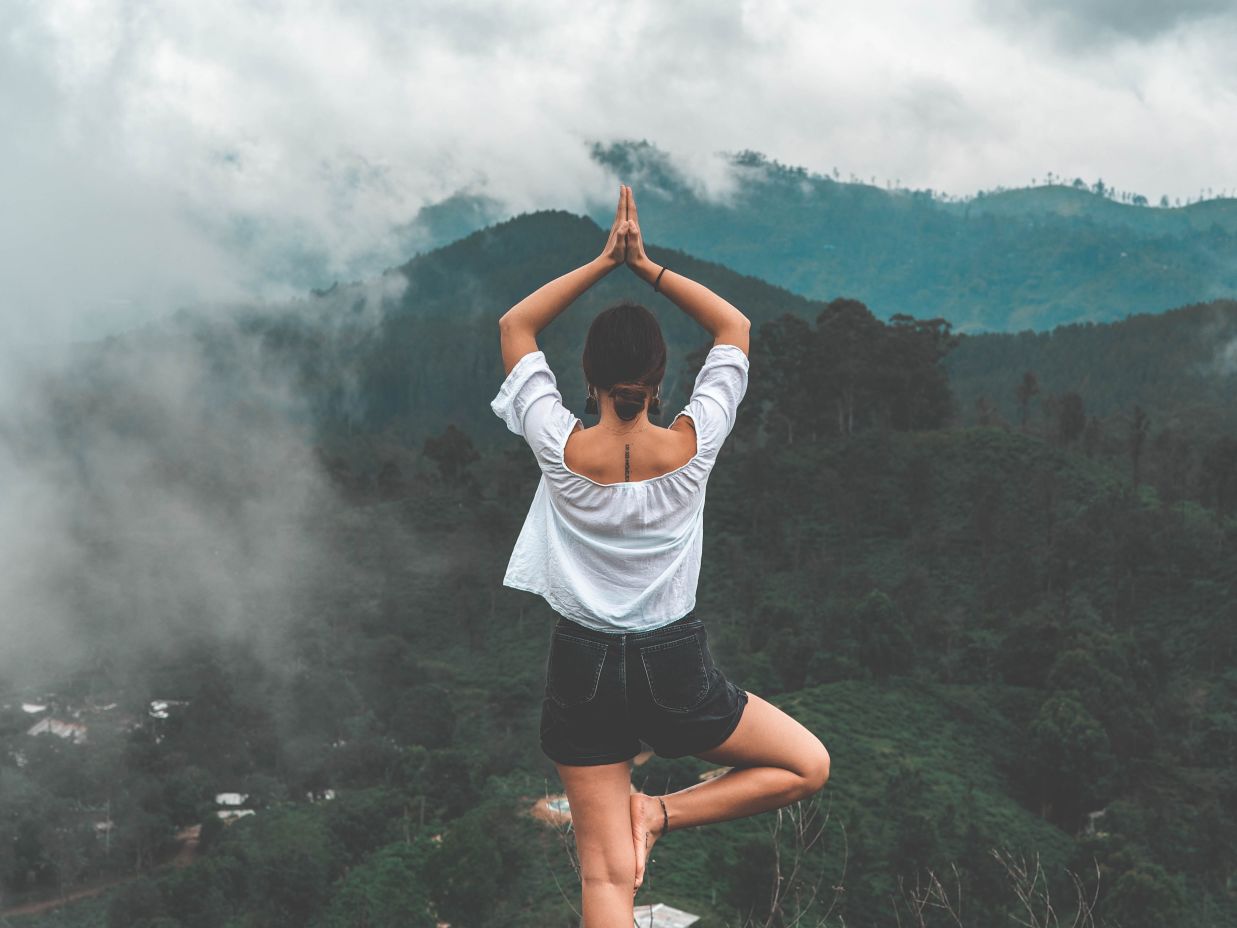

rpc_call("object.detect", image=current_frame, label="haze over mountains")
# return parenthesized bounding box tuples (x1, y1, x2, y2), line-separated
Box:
(230, 208, 1237, 452)
(409, 140, 1237, 333)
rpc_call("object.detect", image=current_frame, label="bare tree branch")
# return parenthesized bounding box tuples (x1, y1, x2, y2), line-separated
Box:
(538, 778, 582, 924)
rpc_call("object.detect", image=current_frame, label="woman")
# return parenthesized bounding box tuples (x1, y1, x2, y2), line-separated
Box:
(491, 185, 831, 927)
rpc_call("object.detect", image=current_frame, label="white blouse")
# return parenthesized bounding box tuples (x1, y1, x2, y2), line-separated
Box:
(490, 343, 750, 632)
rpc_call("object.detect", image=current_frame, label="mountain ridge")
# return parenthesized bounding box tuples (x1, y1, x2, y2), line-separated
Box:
(397, 140, 1237, 332)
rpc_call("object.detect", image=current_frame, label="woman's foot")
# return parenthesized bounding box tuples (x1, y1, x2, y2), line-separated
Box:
(629, 791, 668, 892)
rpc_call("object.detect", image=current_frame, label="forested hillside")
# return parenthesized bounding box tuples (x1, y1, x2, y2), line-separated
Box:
(403, 140, 1237, 332)
(214, 210, 1237, 467)
(248, 209, 821, 451)
(945, 299, 1237, 431)
(2, 219, 1234, 927)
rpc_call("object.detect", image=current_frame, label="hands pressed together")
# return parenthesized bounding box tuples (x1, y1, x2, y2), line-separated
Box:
(497, 181, 740, 371)
(599, 184, 659, 284)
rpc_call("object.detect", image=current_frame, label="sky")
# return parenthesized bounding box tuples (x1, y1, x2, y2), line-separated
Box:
(3, 0, 1237, 347)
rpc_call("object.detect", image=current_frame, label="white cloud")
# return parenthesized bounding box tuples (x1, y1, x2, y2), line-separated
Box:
(0, 283, 454, 688)
(0, 314, 325, 684)
(3, 0, 1236, 344)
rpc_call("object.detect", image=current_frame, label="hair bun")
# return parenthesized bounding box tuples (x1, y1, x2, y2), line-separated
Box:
(610, 384, 648, 422)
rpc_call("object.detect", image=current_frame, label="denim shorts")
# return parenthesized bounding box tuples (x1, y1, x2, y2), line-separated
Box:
(539, 610, 749, 766)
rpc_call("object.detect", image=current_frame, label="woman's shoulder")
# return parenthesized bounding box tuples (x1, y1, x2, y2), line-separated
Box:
(666, 415, 698, 464)
(563, 420, 698, 484)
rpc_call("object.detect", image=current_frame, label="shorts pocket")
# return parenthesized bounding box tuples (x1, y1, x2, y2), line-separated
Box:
(640, 631, 712, 712)
(546, 632, 609, 709)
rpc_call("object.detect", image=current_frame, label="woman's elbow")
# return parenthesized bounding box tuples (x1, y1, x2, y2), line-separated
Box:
(720, 312, 749, 330)
(726, 313, 751, 334)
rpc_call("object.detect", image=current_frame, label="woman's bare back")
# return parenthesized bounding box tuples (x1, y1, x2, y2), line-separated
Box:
(563, 416, 698, 485)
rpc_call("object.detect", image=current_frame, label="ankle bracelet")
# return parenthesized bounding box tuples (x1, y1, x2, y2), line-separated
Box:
(658, 796, 669, 835)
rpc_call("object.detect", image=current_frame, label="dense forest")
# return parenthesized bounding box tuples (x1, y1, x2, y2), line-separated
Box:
(195, 210, 1237, 459)
(946, 299, 1237, 432)
(401, 139, 1237, 332)
(1, 216, 1234, 927)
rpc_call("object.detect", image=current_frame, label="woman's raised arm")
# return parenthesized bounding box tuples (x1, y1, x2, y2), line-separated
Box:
(622, 185, 751, 355)
(496, 187, 630, 375)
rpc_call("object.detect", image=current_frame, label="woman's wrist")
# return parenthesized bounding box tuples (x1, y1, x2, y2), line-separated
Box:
(629, 256, 659, 285)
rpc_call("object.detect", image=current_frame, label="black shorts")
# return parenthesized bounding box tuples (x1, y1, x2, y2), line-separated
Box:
(539, 610, 749, 766)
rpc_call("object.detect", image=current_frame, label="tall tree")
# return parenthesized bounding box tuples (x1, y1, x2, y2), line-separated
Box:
(882, 313, 957, 429)
(1058, 391, 1086, 445)
(1016, 371, 1040, 431)
(816, 298, 886, 437)
(748, 313, 819, 444)
(1200, 435, 1237, 519)
(1128, 406, 1151, 487)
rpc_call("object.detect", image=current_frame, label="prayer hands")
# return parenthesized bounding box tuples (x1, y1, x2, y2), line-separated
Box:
(620, 185, 651, 273)
(599, 185, 630, 268)
(598, 185, 653, 278)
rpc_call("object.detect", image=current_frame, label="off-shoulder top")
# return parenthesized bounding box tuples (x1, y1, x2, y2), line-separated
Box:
(490, 343, 750, 632)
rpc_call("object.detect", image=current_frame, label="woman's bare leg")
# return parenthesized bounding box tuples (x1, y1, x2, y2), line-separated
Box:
(631, 691, 830, 889)
(555, 757, 638, 928)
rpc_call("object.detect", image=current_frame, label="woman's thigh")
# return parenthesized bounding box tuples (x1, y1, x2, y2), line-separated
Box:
(693, 691, 830, 780)
(555, 759, 637, 883)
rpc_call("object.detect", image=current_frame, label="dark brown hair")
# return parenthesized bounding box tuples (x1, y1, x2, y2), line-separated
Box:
(582, 300, 667, 421)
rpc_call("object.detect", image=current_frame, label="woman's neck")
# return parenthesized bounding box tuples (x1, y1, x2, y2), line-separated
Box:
(595, 400, 652, 433)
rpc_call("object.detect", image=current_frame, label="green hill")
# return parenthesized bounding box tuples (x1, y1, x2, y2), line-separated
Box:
(402, 140, 1237, 332)
(950, 183, 1237, 236)
(4, 211, 1234, 927)
(232, 209, 821, 450)
(944, 299, 1237, 433)
(220, 211, 1236, 464)
(13, 414, 1231, 926)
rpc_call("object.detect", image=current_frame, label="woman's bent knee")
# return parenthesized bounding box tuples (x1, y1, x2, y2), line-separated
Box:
(798, 742, 831, 797)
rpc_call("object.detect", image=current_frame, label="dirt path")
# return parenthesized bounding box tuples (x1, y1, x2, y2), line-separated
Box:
(0, 824, 201, 918)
